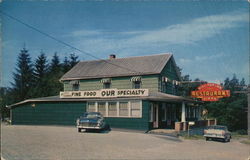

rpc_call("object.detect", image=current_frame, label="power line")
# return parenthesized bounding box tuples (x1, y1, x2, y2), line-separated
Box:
(0, 11, 143, 74)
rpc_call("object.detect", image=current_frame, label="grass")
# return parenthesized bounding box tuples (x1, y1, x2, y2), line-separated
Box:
(180, 132, 249, 141)
(231, 132, 249, 139)
(181, 134, 204, 140)
(240, 139, 250, 145)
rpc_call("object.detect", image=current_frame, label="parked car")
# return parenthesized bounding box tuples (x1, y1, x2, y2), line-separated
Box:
(204, 125, 231, 142)
(76, 112, 110, 132)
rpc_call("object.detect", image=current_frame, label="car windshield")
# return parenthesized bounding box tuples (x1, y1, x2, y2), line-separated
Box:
(82, 113, 101, 119)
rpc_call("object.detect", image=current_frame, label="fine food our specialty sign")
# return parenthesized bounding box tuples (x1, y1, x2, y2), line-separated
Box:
(60, 89, 149, 98)
(191, 83, 230, 101)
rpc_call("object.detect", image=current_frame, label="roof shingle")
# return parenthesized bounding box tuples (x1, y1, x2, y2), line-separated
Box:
(60, 53, 172, 81)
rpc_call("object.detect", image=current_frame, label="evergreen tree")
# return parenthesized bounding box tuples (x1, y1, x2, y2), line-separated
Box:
(47, 52, 63, 96)
(62, 56, 71, 73)
(11, 48, 34, 101)
(69, 53, 79, 68)
(50, 52, 61, 73)
(32, 52, 49, 97)
(205, 75, 248, 132)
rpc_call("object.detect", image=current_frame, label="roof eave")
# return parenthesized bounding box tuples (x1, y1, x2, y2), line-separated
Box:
(60, 72, 161, 81)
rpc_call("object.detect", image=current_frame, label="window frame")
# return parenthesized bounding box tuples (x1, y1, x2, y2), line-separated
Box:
(86, 101, 142, 118)
(118, 101, 129, 117)
(107, 101, 117, 117)
(103, 82, 111, 89)
(132, 81, 141, 89)
(130, 100, 142, 118)
(72, 83, 80, 91)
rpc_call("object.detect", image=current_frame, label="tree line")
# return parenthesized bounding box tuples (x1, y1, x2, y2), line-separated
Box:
(0, 48, 248, 132)
(0, 47, 79, 118)
(177, 67, 247, 132)
(204, 75, 248, 132)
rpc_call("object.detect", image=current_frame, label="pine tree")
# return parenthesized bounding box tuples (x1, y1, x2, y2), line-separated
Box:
(32, 52, 49, 97)
(62, 56, 71, 73)
(47, 52, 63, 96)
(11, 47, 34, 101)
(69, 53, 79, 68)
(50, 52, 61, 73)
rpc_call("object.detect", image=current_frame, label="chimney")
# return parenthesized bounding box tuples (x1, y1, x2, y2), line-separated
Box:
(109, 54, 116, 59)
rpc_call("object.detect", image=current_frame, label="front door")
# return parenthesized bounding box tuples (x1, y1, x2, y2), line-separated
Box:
(152, 103, 159, 128)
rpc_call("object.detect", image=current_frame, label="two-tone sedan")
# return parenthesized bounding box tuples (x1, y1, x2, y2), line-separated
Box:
(76, 112, 110, 132)
(204, 125, 231, 142)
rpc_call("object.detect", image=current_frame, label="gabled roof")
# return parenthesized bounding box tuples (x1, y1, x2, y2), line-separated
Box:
(60, 53, 174, 81)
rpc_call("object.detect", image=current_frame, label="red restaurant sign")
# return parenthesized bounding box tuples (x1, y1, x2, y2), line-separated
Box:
(191, 83, 230, 101)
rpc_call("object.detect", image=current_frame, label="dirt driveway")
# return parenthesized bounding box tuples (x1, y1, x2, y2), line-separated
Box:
(1, 124, 249, 160)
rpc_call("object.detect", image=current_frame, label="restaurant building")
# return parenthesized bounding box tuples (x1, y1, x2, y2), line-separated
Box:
(9, 53, 202, 131)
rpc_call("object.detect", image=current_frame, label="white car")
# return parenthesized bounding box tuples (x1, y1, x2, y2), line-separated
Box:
(204, 125, 231, 142)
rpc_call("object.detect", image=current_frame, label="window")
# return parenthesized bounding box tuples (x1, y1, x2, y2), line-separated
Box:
(119, 102, 129, 116)
(108, 102, 117, 117)
(98, 102, 106, 116)
(130, 101, 141, 117)
(72, 83, 79, 91)
(133, 81, 141, 89)
(103, 82, 111, 89)
(70, 80, 80, 91)
(87, 102, 96, 112)
(87, 101, 142, 118)
(131, 76, 141, 89)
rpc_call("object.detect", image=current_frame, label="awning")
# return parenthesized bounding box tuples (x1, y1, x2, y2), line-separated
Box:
(172, 80, 180, 85)
(130, 76, 141, 82)
(69, 80, 79, 85)
(100, 78, 111, 83)
(162, 76, 169, 82)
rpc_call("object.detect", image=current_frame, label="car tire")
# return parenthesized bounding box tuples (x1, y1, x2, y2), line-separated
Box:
(78, 128, 81, 132)
(106, 124, 111, 131)
(206, 137, 209, 141)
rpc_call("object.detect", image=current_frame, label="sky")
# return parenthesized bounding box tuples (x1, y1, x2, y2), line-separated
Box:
(0, 1, 249, 87)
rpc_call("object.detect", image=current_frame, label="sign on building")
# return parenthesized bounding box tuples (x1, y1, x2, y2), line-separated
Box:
(191, 83, 230, 101)
(60, 89, 149, 98)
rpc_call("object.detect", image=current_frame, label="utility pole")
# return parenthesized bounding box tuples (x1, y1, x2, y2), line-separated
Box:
(234, 86, 250, 139)
(248, 86, 250, 139)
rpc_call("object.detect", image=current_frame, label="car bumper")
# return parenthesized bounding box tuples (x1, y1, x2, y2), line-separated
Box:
(77, 125, 103, 129)
(204, 134, 225, 139)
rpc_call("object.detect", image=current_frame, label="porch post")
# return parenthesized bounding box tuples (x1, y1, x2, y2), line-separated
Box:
(181, 101, 186, 122)
(197, 106, 201, 120)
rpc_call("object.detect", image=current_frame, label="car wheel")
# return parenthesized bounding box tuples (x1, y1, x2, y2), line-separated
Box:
(206, 137, 209, 141)
(106, 124, 111, 131)
(78, 128, 81, 132)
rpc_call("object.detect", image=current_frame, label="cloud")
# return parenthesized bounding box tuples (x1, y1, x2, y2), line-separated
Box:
(69, 30, 101, 37)
(129, 10, 248, 45)
(177, 52, 227, 66)
(66, 10, 248, 55)
(194, 53, 227, 61)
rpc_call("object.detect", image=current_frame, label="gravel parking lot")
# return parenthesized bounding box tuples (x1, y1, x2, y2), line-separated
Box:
(1, 124, 249, 160)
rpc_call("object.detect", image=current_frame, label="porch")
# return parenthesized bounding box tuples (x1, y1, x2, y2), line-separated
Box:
(148, 101, 211, 131)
